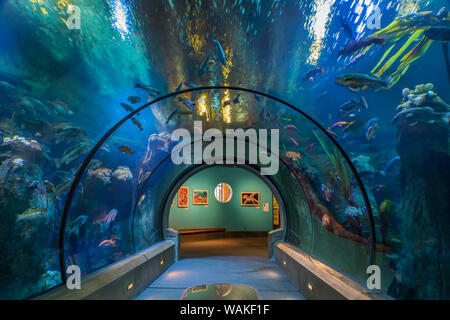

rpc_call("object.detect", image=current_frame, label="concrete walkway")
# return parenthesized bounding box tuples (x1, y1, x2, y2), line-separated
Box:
(136, 256, 305, 300)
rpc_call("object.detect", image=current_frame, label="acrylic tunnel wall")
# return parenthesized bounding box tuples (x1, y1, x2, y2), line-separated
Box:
(0, 0, 449, 300)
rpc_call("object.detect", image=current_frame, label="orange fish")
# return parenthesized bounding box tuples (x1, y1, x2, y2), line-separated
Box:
(285, 151, 302, 161)
(98, 239, 118, 248)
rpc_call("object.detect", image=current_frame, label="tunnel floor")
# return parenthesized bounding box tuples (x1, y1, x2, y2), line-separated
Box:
(136, 236, 305, 300)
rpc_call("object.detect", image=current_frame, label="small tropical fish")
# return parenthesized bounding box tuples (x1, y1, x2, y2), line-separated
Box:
(379, 199, 394, 215)
(335, 73, 389, 92)
(113, 166, 133, 181)
(285, 124, 297, 131)
(379, 156, 400, 176)
(285, 151, 302, 161)
(178, 97, 196, 112)
(184, 82, 199, 89)
(212, 39, 227, 65)
(330, 121, 356, 130)
(321, 184, 334, 202)
(134, 84, 161, 97)
(361, 117, 379, 141)
(132, 118, 143, 131)
(17, 207, 47, 222)
(338, 37, 385, 56)
(98, 239, 118, 248)
(288, 136, 299, 147)
(127, 96, 141, 104)
(118, 145, 134, 155)
(120, 103, 140, 115)
(302, 66, 325, 82)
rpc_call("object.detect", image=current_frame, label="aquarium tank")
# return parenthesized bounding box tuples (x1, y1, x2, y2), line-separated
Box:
(0, 0, 448, 300)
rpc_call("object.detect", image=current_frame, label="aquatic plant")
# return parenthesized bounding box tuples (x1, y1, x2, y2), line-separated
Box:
(312, 130, 351, 200)
(348, 10, 449, 87)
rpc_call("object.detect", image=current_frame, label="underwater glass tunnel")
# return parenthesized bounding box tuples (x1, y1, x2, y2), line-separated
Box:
(0, 0, 449, 300)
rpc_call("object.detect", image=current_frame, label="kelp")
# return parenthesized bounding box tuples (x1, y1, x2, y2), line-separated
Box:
(313, 130, 351, 200)
(351, 10, 448, 88)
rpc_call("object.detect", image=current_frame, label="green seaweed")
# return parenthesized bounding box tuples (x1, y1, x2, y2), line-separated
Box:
(312, 130, 352, 200)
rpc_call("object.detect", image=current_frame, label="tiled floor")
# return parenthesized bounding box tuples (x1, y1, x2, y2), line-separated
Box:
(135, 237, 305, 300)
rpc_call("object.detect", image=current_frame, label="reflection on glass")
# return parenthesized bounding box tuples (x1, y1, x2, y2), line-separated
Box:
(182, 284, 260, 300)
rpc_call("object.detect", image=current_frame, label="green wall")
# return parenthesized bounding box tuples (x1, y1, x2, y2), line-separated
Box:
(168, 166, 274, 231)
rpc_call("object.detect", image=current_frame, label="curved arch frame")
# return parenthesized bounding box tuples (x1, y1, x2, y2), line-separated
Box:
(157, 163, 289, 242)
(59, 86, 376, 283)
(130, 135, 310, 253)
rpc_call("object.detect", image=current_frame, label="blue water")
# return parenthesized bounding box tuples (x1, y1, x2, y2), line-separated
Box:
(0, 0, 448, 299)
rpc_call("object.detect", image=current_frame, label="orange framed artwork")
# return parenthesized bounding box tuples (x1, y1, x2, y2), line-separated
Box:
(177, 186, 189, 208)
(193, 190, 208, 205)
(241, 192, 260, 206)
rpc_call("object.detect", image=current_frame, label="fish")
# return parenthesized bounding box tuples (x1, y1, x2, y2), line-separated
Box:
(285, 124, 297, 131)
(391, 107, 450, 126)
(212, 39, 227, 65)
(98, 239, 118, 248)
(233, 94, 240, 104)
(338, 98, 367, 118)
(285, 151, 302, 161)
(178, 97, 196, 112)
(175, 82, 183, 92)
(55, 142, 91, 168)
(184, 82, 199, 89)
(379, 156, 400, 176)
(127, 96, 141, 104)
(131, 118, 143, 131)
(120, 103, 140, 116)
(321, 184, 334, 202)
(48, 100, 73, 115)
(361, 117, 379, 141)
(55, 179, 73, 199)
(16, 207, 47, 222)
(118, 145, 134, 155)
(338, 37, 385, 56)
(330, 121, 355, 130)
(288, 136, 299, 147)
(335, 73, 390, 92)
(302, 67, 325, 82)
(113, 166, 133, 181)
(134, 84, 161, 97)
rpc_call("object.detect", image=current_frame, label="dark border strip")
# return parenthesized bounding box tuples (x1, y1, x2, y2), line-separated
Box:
(59, 86, 376, 283)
